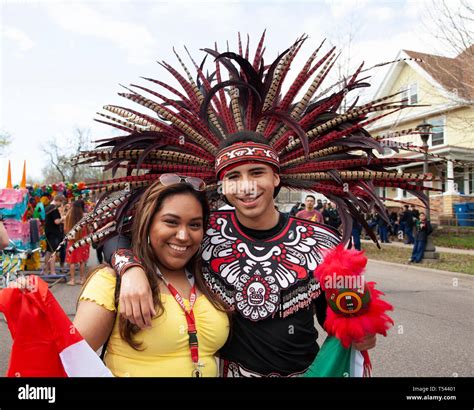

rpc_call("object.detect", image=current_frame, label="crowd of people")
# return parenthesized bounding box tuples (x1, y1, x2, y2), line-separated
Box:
(292, 199, 433, 263)
(290, 196, 341, 229)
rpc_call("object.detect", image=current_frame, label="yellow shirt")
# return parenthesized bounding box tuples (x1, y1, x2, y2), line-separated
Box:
(79, 267, 230, 377)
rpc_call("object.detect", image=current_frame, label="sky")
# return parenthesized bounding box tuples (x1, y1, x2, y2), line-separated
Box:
(0, 0, 452, 185)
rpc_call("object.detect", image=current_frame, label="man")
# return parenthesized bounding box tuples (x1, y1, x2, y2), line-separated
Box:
(316, 199, 324, 211)
(43, 195, 66, 275)
(296, 195, 323, 223)
(410, 204, 420, 220)
(105, 132, 376, 377)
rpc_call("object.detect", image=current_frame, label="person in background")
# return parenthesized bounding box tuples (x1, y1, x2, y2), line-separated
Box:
(409, 212, 433, 263)
(350, 217, 362, 251)
(397, 207, 405, 241)
(400, 205, 415, 244)
(289, 202, 301, 216)
(410, 204, 420, 220)
(64, 200, 90, 285)
(322, 202, 341, 229)
(58, 201, 70, 272)
(376, 213, 390, 244)
(296, 195, 323, 223)
(316, 199, 324, 211)
(43, 195, 66, 275)
(389, 210, 399, 238)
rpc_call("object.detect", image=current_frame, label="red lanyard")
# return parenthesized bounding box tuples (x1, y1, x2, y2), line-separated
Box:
(157, 268, 203, 377)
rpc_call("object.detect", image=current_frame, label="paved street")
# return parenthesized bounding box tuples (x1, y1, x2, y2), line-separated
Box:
(362, 260, 474, 376)
(0, 258, 473, 376)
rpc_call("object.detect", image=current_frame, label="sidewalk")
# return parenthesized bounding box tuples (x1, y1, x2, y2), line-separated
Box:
(360, 239, 474, 256)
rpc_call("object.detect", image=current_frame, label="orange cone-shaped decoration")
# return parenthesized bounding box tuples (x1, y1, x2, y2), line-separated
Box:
(20, 161, 27, 189)
(6, 160, 12, 188)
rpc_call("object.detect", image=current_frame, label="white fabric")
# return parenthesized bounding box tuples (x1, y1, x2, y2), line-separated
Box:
(349, 348, 364, 377)
(59, 340, 113, 377)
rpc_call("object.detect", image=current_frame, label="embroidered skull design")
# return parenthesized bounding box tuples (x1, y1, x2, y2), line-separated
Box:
(247, 282, 265, 306)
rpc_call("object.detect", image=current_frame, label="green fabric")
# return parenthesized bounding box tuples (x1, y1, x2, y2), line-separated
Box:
(303, 336, 353, 377)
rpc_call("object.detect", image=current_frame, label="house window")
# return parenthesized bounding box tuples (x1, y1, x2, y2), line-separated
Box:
(470, 167, 474, 194)
(454, 167, 465, 194)
(290, 190, 301, 203)
(399, 83, 417, 105)
(430, 117, 444, 146)
(399, 87, 409, 106)
(409, 83, 418, 104)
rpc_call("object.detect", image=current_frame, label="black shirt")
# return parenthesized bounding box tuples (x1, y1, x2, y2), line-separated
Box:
(401, 210, 414, 227)
(220, 212, 327, 376)
(44, 205, 61, 238)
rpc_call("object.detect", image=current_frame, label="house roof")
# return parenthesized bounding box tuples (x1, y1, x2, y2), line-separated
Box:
(403, 45, 474, 101)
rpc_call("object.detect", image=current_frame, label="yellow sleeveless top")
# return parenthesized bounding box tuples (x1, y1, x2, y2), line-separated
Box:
(79, 267, 230, 377)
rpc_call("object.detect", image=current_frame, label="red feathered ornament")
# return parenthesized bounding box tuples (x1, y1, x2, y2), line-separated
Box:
(314, 244, 394, 376)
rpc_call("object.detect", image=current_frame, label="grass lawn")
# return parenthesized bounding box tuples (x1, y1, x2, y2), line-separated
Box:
(433, 234, 474, 250)
(362, 243, 474, 275)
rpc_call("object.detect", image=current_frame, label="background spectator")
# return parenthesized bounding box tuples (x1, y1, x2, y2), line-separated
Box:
(411, 204, 420, 220)
(376, 213, 390, 243)
(64, 200, 90, 285)
(43, 194, 66, 275)
(323, 202, 341, 229)
(400, 205, 415, 244)
(296, 195, 323, 223)
(350, 217, 362, 250)
(409, 212, 433, 263)
(289, 201, 301, 216)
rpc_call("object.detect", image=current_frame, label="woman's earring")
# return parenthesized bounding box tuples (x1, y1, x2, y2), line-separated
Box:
(147, 235, 151, 245)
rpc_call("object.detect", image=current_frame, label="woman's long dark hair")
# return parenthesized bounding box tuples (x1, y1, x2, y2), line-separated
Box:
(65, 201, 85, 241)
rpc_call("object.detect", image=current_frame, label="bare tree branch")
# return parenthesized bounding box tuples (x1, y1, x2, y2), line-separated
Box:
(40, 128, 101, 184)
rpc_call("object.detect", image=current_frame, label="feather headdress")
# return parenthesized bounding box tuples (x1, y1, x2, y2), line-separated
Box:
(67, 32, 445, 250)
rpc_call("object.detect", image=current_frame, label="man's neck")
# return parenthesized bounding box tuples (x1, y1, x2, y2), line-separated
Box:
(234, 208, 280, 230)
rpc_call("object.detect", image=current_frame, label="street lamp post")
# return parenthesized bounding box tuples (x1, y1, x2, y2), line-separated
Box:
(416, 121, 439, 260)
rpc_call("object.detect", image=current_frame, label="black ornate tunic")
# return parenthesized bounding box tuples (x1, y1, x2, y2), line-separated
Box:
(202, 211, 340, 321)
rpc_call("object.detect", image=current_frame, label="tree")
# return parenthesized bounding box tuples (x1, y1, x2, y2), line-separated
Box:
(421, 0, 474, 145)
(0, 131, 12, 156)
(40, 128, 103, 183)
(423, 0, 473, 57)
(421, 0, 474, 106)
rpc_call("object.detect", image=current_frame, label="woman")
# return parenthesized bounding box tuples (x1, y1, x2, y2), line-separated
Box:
(73, 178, 230, 377)
(64, 200, 90, 285)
